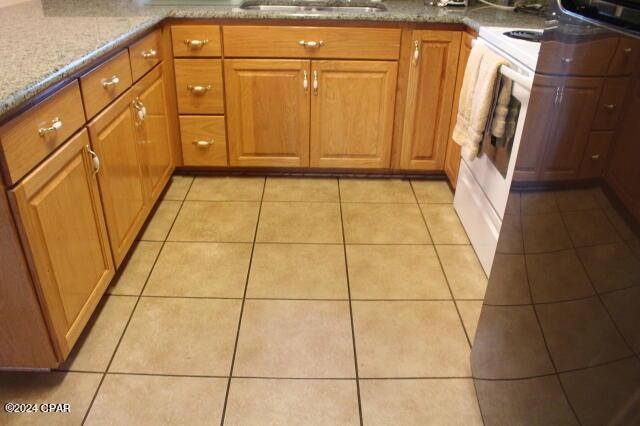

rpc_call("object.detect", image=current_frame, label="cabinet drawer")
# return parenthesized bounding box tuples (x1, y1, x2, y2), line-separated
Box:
(174, 59, 224, 114)
(180, 116, 227, 166)
(593, 78, 629, 130)
(579, 131, 613, 179)
(0, 80, 85, 184)
(129, 29, 162, 82)
(80, 50, 133, 119)
(608, 37, 640, 76)
(537, 37, 617, 76)
(172, 25, 221, 57)
(223, 26, 401, 60)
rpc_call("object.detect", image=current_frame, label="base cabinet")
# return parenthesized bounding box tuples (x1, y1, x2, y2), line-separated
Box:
(400, 30, 461, 171)
(10, 130, 114, 357)
(310, 60, 397, 169)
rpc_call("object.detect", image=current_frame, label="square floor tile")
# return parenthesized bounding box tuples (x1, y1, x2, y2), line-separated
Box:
(346, 245, 450, 300)
(526, 249, 594, 303)
(339, 178, 415, 203)
(86, 374, 227, 425)
(483, 254, 531, 305)
(475, 376, 579, 426)
(342, 203, 431, 244)
(521, 191, 559, 215)
(140, 200, 181, 241)
(536, 297, 631, 372)
(591, 187, 613, 209)
(169, 201, 260, 242)
(522, 212, 572, 253)
(601, 286, 640, 354)
(61, 296, 136, 372)
(471, 305, 555, 379)
(496, 214, 524, 254)
(457, 300, 483, 343)
(352, 301, 470, 377)
(162, 175, 193, 201)
(256, 202, 342, 244)
(0, 371, 101, 426)
(411, 180, 453, 204)
(563, 210, 621, 247)
(186, 176, 264, 201)
(234, 300, 355, 378)
(560, 357, 640, 426)
(110, 298, 241, 376)
(263, 177, 339, 202)
(143, 242, 251, 298)
(505, 192, 521, 216)
(436, 245, 487, 300)
(225, 378, 359, 425)
(577, 243, 640, 292)
(360, 379, 482, 425)
(108, 242, 162, 296)
(247, 243, 348, 299)
(555, 189, 599, 212)
(420, 204, 469, 244)
(604, 207, 637, 240)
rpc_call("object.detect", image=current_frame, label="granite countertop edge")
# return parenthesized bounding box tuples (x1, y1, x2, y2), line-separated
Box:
(0, 5, 545, 118)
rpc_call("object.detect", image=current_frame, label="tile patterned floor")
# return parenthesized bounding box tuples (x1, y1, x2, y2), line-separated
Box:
(0, 176, 487, 425)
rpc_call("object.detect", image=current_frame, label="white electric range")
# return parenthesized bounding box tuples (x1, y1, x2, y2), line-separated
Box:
(454, 26, 542, 275)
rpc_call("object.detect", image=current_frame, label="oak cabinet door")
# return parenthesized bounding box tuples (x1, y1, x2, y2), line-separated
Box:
(11, 130, 114, 357)
(444, 32, 473, 187)
(400, 30, 461, 170)
(88, 90, 148, 267)
(310, 60, 398, 169)
(225, 59, 311, 167)
(134, 65, 174, 204)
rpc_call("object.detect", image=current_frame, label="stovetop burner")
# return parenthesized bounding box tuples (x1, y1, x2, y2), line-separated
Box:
(503, 30, 543, 42)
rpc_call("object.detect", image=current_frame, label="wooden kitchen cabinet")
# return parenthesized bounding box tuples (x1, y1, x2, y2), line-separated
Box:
(133, 65, 174, 204)
(10, 129, 114, 357)
(310, 60, 397, 169)
(400, 30, 461, 171)
(444, 32, 473, 187)
(225, 59, 311, 167)
(88, 89, 148, 267)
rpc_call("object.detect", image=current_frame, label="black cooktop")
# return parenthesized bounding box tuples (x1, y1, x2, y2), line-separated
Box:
(503, 30, 543, 42)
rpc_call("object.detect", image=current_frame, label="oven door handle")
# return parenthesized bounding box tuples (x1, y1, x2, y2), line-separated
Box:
(498, 65, 534, 90)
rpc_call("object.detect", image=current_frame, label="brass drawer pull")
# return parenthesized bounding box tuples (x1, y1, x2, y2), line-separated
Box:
(591, 154, 601, 160)
(141, 49, 158, 59)
(193, 139, 214, 147)
(187, 84, 212, 95)
(298, 40, 324, 48)
(603, 103, 616, 110)
(623, 47, 633, 53)
(38, 117, 63, 136)
(101, 75, 120, 89)
(185, 39, 209, 49)
(560, 57, 573, 64)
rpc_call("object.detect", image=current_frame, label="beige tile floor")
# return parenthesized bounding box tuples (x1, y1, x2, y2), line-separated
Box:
(0, 176, 487, 425)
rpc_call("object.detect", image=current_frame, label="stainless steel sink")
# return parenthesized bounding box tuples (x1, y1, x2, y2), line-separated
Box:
(237, 1, 387, 14)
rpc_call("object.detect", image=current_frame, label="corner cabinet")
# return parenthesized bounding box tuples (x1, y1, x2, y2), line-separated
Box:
(400, 30, 461, 171)
(10, 130, 114, 357)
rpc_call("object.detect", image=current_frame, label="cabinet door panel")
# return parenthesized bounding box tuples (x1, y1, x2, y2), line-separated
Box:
(225, 59, 310, 167)
(400, 30, 461, 170)
(135, 66, 173, 203)
(11, 130, 114, 356)
(88, 90, 148, 267)
(310, 60, 397, 169)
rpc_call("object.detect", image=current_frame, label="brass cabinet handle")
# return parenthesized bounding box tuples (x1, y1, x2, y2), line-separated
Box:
(132, 98, 147, 126)
(141, 49, 158, 59)
(38, 117, 63, 137)
(298, 40, 324, 48)
(591, 154, 601, 160)
(102, 75, 120, 89)
(312, 70, 319, 96)
(184, 39, 209, 49)
(603, 103, 616, 110)
(623, 47, 633, 53)
(560, 57, 573, 64)
(412, 40, 420, 66)
(187, 84, 212, 95)
(85, 145, 100, 174)
(303, 70, 309, 92)
(192, 140, 214, 147)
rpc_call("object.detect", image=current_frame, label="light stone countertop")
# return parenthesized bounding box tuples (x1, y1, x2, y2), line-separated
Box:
(0, 0, 546, 117)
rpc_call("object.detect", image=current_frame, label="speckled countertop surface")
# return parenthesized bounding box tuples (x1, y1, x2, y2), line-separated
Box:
(0, 0, 546, 117)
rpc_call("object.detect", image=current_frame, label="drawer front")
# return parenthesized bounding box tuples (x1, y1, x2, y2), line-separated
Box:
(537, 37, 618, 76)
(174, 59, 224, 114)
(579, 131, 613, 179)
(0, 80, 86, 184)
(223, 26, 402, 60)
(608, 37, 640, 76)
(180, 116, 227, 166)
(129, 29, 162, 82)
(593, 78, 629, 130)
(172, 25, 222, 57)
(80, 50, 133, 119)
